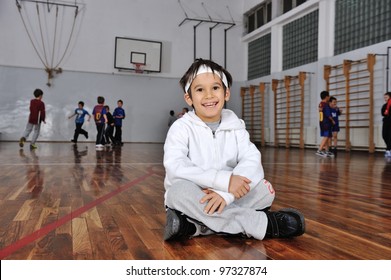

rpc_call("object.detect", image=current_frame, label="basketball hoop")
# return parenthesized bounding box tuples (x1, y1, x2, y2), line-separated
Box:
(133, 63, 145, 74)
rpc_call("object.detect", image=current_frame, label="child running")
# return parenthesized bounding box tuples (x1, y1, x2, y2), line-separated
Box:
(68, 101, 91, 143)
(19, 88, 46, 150)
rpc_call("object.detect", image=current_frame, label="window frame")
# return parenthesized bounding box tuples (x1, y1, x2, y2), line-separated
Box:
(282, 0, 307, 14)
(245, 1, 272, 34)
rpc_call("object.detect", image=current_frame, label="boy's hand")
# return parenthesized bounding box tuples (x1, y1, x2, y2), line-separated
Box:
(228, 175, 251, 199)
(200, 189, 226, 214)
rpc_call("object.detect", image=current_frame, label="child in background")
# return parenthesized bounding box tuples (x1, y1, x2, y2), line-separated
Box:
(104, 105, 115, 146)
(316, 91, 334, 158)
(92, 96, 108, 149)
(163, 58, 305, 241)
(168, 110, 177, 127)
(381, 92, 391, 157)
(329, 96, 342, 156)
(19, 88, 46, 150)
(113, 100, 125, 146)
(177, 107, 189, 118)
(68, 101, 90, 143)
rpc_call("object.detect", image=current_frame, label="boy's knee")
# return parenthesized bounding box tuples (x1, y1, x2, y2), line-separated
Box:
(259, 179, 276, 206)
(165, 180, 202, 208)
(165, 181, 191, 207)
(165, 183, 181, 204)
(261, 179, 276, 197)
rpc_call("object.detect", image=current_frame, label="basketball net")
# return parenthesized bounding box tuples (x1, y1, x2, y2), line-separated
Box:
(134, 63, 145, 74)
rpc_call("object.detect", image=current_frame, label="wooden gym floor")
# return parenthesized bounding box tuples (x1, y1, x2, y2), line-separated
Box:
(0, 141, 390, 260)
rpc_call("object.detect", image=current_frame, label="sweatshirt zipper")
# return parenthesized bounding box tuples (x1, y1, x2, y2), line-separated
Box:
(212, 129, 220, 170)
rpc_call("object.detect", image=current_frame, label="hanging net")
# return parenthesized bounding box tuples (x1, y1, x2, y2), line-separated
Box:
(15, 0, 82, 86)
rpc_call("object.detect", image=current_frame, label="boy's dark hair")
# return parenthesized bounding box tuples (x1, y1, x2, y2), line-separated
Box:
(78, 101, 84, 107)
(329, 96, 337, 102)
(170, 110, 175, 116)
(320, 91, 329, 100)
(97, 96, 105, 104)
(179, 58, 232, 98)
(117, 99, 123, 104)
(385, 92, 391, 98)
(104, 105, 110, 110)
(33, 88, 43, 98)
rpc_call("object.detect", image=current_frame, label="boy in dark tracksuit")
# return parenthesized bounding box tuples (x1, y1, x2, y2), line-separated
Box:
(104, 105, 115, 146)
(113, 100, 125, 146)
(382, 92, 391, 157)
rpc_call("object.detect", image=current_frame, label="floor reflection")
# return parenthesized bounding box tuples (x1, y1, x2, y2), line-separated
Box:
(19, 148, 44, 198)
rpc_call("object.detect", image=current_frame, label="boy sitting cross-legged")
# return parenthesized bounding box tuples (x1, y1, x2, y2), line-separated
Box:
(163, 58, 305, 241)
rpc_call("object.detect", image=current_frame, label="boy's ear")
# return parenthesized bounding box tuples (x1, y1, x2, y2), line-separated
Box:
(224, 88, 231, 101)
(184, 92, 193, 106)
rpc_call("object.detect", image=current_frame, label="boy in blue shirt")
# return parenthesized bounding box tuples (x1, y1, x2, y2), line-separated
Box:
(68, 101, 91, 143)
(113, 100, 125, 146)
(329, 96, 342, 156)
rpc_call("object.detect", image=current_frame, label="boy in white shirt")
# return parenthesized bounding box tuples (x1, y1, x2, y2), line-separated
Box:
(163, 59, 305, 240)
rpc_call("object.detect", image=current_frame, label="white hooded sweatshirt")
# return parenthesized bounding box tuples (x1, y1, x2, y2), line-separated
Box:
(163, 109, 265, 205)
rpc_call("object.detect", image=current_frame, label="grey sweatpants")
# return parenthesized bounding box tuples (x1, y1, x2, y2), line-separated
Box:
(22, 122, 41, 144)
(165, 179, 276, 240)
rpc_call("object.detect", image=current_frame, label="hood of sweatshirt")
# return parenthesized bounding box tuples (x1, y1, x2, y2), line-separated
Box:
(182, 109, 245, 131)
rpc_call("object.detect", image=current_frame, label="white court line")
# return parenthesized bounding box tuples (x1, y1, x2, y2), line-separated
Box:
(1, 161, 385, 167)
(0, 162, 163, 166)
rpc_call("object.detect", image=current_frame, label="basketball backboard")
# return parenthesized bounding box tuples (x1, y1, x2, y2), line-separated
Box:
(114, 37, 162, 73)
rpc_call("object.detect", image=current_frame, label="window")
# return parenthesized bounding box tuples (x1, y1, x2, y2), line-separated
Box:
(245, 1, 272, 34)
(256, 7, 265, 29)
(267, 2, 272, 22)
(248, 33, 271, 79)
(248, 13, 255, 33)
(282, 10, 318, 70)
(334, 0, 391, 55)
(283, 0, 307, 14)
(283, 0, 293, 13)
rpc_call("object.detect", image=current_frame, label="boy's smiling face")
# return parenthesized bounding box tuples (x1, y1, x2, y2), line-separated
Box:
(184, 72, 230, 123)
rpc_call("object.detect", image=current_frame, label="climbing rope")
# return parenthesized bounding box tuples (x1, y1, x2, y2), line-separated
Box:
(15, 0, 79, 86)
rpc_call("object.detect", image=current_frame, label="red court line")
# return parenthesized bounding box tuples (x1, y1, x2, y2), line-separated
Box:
(0, 167, 156, 259)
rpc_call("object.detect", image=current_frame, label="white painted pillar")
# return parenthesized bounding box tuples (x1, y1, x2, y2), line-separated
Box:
(318, 0, 336, 59)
